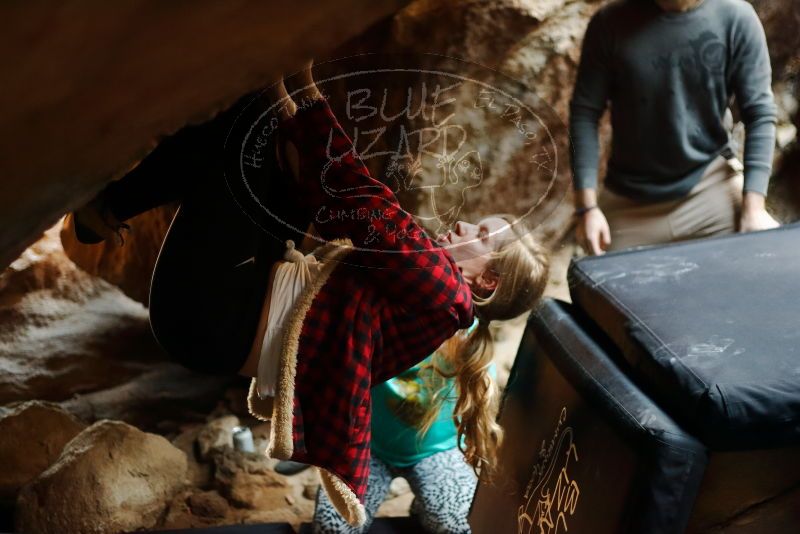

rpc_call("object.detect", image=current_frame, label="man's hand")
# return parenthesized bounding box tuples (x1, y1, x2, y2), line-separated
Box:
(740, 191, 779, 233)
(577, 208, 612, 255)
(574, 188, 611, 255)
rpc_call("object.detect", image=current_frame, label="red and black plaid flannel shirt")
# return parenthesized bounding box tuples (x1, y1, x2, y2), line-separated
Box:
(278, 99, 474, 503)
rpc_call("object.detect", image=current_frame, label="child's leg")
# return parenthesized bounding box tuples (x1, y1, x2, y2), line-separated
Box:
(403, 448, 477, 534)
(312, 455, 393, 534)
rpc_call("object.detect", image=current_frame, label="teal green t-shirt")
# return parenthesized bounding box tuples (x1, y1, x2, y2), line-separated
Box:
(370, 324, 494, 468)
(370, 356, 459, 468)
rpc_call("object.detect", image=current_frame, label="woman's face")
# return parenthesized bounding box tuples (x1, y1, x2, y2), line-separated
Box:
(437, 216, 516, 292)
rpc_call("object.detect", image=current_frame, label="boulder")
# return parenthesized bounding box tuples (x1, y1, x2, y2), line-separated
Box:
(4, 0, 798, 274)
(197, 415, 240, 461)
(751, 0, 800, 77)
(0, 401, 86, 503)
(751, 0, 800, 220)
(224, 470, 292, 511)
(15, 420, 188, 534)
(58, 0, 600, 302)
(159, 488, 233, 530)
(171, 424, 215, 489)
(212, 447, 288, 510)
(186, 490, 230, 519)
(316, 0, 605, 246)
(59, 363, 235, 433)
(0, 0, 412, 271)
(0, 223, 167, 405)
(242, 507, 300, 525)
(60, 205, 176, 305)
(55, 0, 800, 297)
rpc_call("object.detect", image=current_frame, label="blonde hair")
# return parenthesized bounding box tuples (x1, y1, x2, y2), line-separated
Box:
(421, 215, 549, 479)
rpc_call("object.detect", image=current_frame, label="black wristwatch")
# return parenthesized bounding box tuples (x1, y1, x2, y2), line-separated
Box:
(574, 205, 598, 217)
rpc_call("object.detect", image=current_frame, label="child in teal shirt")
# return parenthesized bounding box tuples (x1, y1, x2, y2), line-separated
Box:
(313, 324, 491, 533)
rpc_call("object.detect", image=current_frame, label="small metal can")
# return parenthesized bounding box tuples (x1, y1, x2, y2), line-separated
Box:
(232, 425, 255, 453)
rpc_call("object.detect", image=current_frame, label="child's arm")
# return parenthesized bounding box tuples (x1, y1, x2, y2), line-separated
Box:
(279, 98, 473, 320)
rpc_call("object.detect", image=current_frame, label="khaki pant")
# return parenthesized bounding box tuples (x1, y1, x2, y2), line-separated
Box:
(599, 155, 743, 252)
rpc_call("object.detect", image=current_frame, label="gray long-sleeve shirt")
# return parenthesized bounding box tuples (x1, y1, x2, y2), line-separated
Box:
(570, 0, 777, 200)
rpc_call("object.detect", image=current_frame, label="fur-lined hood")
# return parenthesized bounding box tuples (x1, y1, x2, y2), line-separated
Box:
(247, 238, 367, 525)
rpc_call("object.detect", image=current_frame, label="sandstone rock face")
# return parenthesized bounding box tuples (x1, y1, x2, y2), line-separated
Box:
(0, 0, 411, 271)
(751, 0, 800, 78)
(15, 420, 188, 534)
(0, 223, 166, 405)
(60, 205, 176, 305)
(45, 0, 596, 321)
(58, 0, 800, 298)
(212, 447, 289, 510)
(185, 490, 229, 519)
(3, 0, 796, 273)
(159, 417, 314, 530)
(312, 0, 595, 247)
(494, 0, 610, 245)
(231, 0, 602, 255)
(197, 415, 240, 461)
(157, 412, 411, 530)
(0, 401, 86, 503)
(59, 364, 236, 433)
(1, 222, 235, 429)
(162, 488, 232, 530)
(171, 424, 215, 489)
(752, 0, 800, 220)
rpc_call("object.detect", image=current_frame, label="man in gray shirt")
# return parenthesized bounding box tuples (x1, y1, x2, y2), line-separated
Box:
(570, 0, 779, 255)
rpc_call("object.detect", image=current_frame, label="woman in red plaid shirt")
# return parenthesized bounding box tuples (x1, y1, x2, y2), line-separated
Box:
(68, 64, 549, 526)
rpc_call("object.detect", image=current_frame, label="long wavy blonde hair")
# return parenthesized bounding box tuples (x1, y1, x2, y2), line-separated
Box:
(420, 215, 549, 479)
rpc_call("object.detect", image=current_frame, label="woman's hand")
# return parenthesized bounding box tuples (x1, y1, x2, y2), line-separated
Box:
(268, 76, 296, 120)
(295, 60, 324, 102)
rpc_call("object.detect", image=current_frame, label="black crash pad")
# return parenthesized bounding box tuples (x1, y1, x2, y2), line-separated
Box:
(471, 299, 707, 534)
(568, 223, 800, 449)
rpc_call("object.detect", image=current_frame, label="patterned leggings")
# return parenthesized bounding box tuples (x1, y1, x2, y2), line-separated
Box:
(313, 448, 477, 534)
